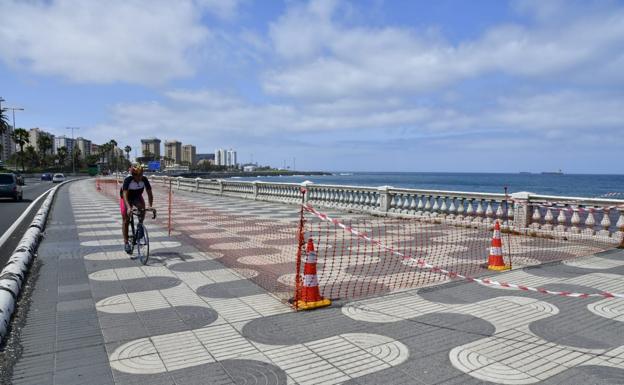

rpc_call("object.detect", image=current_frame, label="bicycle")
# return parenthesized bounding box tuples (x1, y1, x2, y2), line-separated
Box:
(128, 207, 157, 265)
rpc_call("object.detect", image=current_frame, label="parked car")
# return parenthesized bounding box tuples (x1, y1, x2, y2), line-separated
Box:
(0, 173, 24, 201)
(52, 173, 66, 183)
(41, 173, 53, 181)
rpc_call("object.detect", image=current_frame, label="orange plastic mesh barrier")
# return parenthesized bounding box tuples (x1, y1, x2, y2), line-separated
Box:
(300, 205, 619, 301)
(95, 178, 620, 304)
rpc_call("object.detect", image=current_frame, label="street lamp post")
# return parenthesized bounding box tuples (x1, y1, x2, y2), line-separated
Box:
(7, 107, 25, 130)
(66, 126, 80, 175)
(6, 107, 24, 169)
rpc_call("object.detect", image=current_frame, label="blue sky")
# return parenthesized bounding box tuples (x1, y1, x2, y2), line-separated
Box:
(1, 0, 623, 173)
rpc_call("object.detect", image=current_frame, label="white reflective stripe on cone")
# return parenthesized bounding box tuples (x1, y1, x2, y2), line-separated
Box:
(493, 230, 501, 238)
(304, 274, 319, 287)
(490, 247, 502, 256)
(305, 251, 317, 264)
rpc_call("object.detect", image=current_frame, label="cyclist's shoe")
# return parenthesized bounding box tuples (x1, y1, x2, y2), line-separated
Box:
(136, 227, 144, 239)
(124, 242, 132, 255)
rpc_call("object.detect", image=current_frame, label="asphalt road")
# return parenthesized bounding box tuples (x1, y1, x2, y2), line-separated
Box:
(0, 178, 59, 265)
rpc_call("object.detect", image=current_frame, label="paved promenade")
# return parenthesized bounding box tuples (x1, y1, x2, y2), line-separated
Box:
(3, 179, 624, 384)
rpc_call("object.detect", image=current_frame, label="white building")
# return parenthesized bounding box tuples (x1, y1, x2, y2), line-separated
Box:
(226, 149, 237, 167)
(54, 136, 76, 157)
(28, 128, 55, 155)
(215, 148, 237, 167)
(75, 137, 91, 159)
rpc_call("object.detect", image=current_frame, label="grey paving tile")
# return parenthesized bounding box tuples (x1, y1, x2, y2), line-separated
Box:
(112, 370, 176, 385)
(101, 322, 149, 344)
(170, 363, 235, 385)
(12, 372, 54, 385)
(221, 359, 287, 385)
(53, 362, 114, 385)
(57, 298, 95, 312)
(55, 345, 108, 371)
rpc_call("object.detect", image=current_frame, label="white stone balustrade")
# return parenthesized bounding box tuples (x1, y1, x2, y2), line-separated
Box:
(519, 193, 624, 243)
(146, 176, 624, 244)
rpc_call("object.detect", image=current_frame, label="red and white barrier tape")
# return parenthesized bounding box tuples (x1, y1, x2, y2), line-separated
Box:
(303, 204, 624, 299)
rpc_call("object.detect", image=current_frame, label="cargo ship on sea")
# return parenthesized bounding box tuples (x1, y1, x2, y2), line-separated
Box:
(541, 169, 564, 175)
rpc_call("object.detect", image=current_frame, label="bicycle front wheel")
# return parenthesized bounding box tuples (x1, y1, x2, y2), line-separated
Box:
(138, 225, 149, 265)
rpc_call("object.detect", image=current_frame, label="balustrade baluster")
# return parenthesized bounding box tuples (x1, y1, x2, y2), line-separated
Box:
(356, 192, 363, 209)
(484, 200, 494, 225)
(495, 202, 503, 222)
(414, 195, 423, 216)
(474, 200, 484, 223)
(430, 196, 439, 218)
(367, 192, 374, 209)
(583, 208, 596, 235)
(392, 194, 402, 213)
(456, 198, 465, 222)
(506, 201, 514, 229)
(570, 208, 581, 233)
(465, 199, 474, 224)
(599, 209, 612, 237)
(345, 190, 353, 208)
(542, 208, 553, 231)
(402, 194, 411, 213)
(555, 207, 567, 232)
(408, 194, 418, 213)
(440, 197, 448, 218)
(616, 210, 624, 243)
(448, 198, 457, 220)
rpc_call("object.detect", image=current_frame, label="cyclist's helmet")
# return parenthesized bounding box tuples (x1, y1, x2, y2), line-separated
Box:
(129, 163, 145, 175)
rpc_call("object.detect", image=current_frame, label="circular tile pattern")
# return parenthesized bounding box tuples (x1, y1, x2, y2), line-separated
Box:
(220, 359, 288, 385)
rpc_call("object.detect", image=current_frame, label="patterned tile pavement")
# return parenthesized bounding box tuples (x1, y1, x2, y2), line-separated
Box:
(3, 179, 624, 384)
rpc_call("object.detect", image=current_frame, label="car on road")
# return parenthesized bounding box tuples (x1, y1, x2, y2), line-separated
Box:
(41, 173, 53, 181)
(0, 173, 24, 201)
(52, 173, 66, 183)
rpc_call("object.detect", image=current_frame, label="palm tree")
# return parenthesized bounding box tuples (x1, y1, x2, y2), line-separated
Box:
(124, 145, 131, 161)
(72, 147, 82, 170)
(37, 134, 53, 167)
(57, 146, 68, 169)
(97, 142, 110, 169)
(109, 140, 118, 171)
(11, 128, 29, 171)
(25, 145, 38, 169)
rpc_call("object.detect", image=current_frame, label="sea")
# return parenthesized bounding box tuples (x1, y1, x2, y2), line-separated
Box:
(232, 172, 624, 199)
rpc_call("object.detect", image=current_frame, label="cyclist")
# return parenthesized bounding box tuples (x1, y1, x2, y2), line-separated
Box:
(120, 163, 154, 254)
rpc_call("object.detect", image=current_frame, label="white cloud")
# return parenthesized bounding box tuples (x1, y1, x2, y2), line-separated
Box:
(87, 87, 624, 153)
(264, 0, 624, 99)
(196, 0, 243, 21)
(0, 0, 213, 85)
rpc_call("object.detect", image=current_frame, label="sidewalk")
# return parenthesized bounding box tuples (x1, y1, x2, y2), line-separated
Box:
(4, 179, 624, 384)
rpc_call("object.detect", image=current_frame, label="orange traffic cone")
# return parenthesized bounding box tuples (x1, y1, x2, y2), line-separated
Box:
(296, 239, 331, 310)
(488, 221, 510, 271)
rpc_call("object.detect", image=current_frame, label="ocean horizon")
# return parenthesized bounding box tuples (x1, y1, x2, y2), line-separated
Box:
(232, 171, 624, 198)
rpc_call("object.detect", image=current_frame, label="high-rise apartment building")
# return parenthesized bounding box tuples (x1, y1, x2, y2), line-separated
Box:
(28, 128, 55, 155)
(226, 149, 237, 167)
(215, 148, 237, 167)
(75, 137, 91, 159)
(54, 136, 76, 157)
(215, 148, 226, 166)
(141, 137, 161, 159)
(182, 144, 196, 165)
(1, 126, 15, 162)
(164, 140, 182, 164)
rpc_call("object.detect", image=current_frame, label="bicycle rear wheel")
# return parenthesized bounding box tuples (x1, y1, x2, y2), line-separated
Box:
(137, 224, 149, 265)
